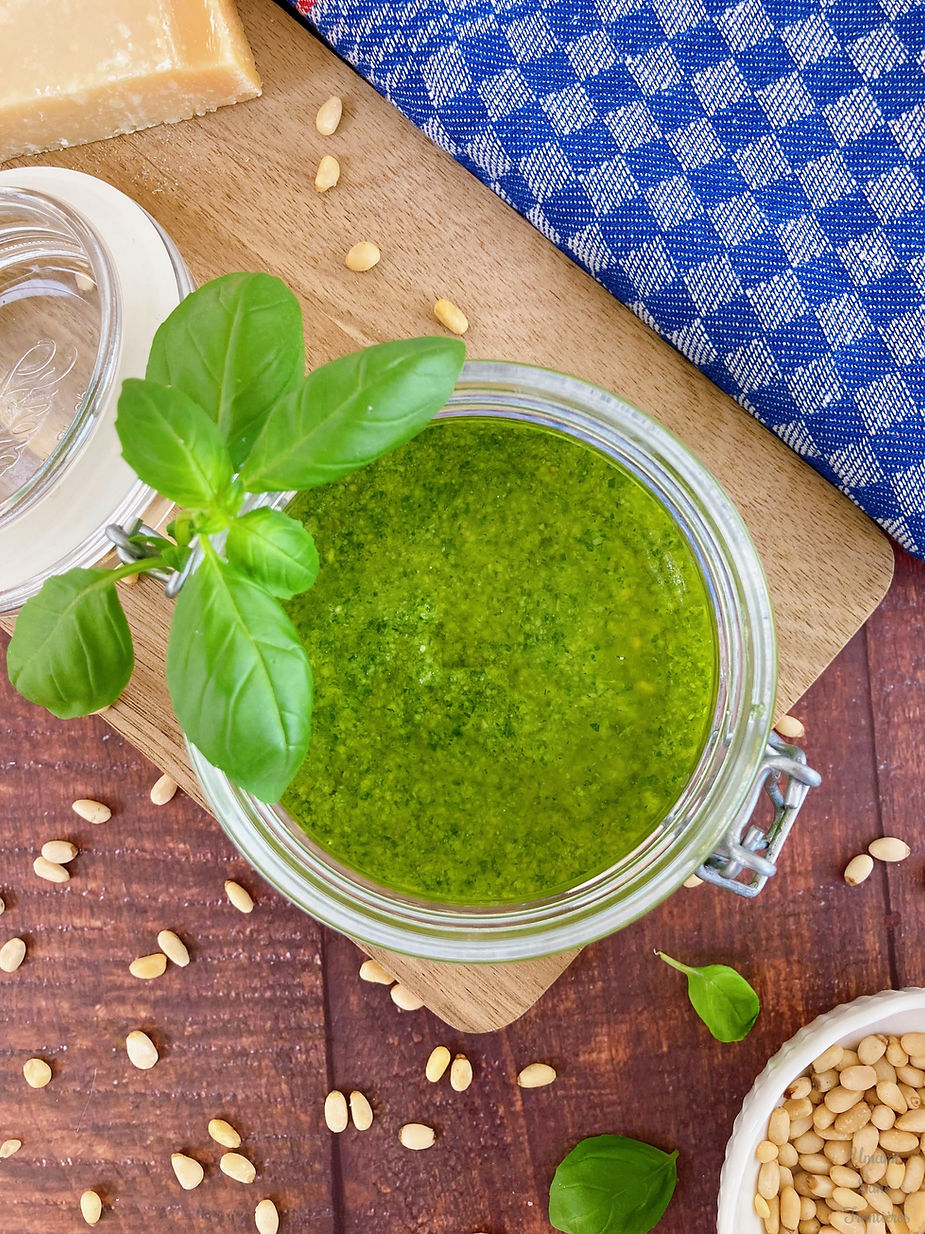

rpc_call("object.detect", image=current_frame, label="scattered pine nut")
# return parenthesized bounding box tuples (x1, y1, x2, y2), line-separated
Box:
(775, 714, 805, 740)
(390, 983, 424, 1011)
(433, 299, 469, 335)
(844, 854, 874, 886)
(315, 95, 343, 135)
(121, 572, 139, 587)
(220, 1152, 256, 1184)
(425, 1045, 451, 1083)
(171, 1152, 204, 1190)
(358, 958, 394, 985)
(33, 856, 69, 884)
(517, 1062, 557, 1088)
(399, 1122, 435, 1150)
(129, 953, 167, 980)
(0, 938, 26, 973)
(345, 241, 380, 272)
(125, 1030, 159, 1070)
(0, 1139, 22, 1158)
(72, 799, 111, 824)
(209, 1118, 242, 1148)
(225, 880, 254, 914)
(682, 873, 703, 888)
(23, 1058, 52, 1088)
(41, 840, 77, 864)
(349, 1090, 374, 1131)
(79, 1190, 103, 1226)
(157, 930, 190, 967)
(324, 1090, 349, 1133)
(150, 774, 178, 806)
(450, 1054, 473, 1092)
(869, 836, 911, 863)
(0, 895, 5, 914)
(255, 1199, 280, 1234)
(314, 155, 341, 192)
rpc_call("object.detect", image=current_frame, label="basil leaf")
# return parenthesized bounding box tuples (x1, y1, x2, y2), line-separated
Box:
(549, 1135, 678, 1234)
(116, 378, 235, 510)
(166, 552, 312, 801)
(657, 951, 760, 1042)
(6, 570, 133, 718)
(146, 272, 305, 468)
(239, 336, 465, 492)
(225, 508, 319, 599)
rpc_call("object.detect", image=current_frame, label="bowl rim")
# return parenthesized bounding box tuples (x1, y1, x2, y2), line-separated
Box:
(717, 986, 925, 1234)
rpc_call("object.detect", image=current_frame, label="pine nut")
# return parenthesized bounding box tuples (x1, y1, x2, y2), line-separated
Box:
(209, 1118, 241, 1148)
(778, 1142, 798, 1167)
(794, 1131, 824, 1154)
(390, 983, 424, 1010)
(517, 1062, 557, 1088)
(757, 1140, 779, 1162)
(872, 1104, 896, 1130)
(775, 714, 805, 740)
(399, 1123, 435, 1150)
(877, 1081, 908, 1113)
(129, 953, 167, 980)
(875, 1057, 898, 1083)
(789, 1076, 814, 1100)
(157, 930, 190, 967)
(824, 1140, 852, 1165)
(902, 1035, 925, 1056)
(864, 1183, 896, 1216)
(814, 1047, 846, 1073)
(814, 1104, 837, 1129)
(41, 840, 77, 864)
(758, 1159, 781, 1198)
(844, 854, 874, 886)
(80, 1190, 103, 1226)
(897, 1065, 925, 1087)
(23, 1058, 52, 1088)
(768, 1107, 791, 1145)
(682, 873, 703, 888)
(315, 95, 343, 135)
(880, 1129, 919, 1154)
(225, 880, 254, 913)
(887, 1038, 909, 1066)
(314, 155, 341, 192)
(829, 1166, 861, 1189)
(826, 1087, 863, 1113)
(450, 1054, 473, 1092)
(858, 1034, 889, 1065)
(33, 856, 69, 884)
(345, 241, 381, 272)
(869, 837, 910, 862)
(831, 1186, 866, 1212)
(125, 1030, 158, 1070)
(833, 1102, 871, 1136)
(841, 1065, 878, 1091)
(426, 1045, 451, 1082)
(814, 1069, 840, 1093)
(255, 1199, 280, 1234)
(359, 958, 394, 984)
(171, 1152, 204, 1190)
(324, 1090, 348, 1133)
(0, 895, 5, 914)
(433, 299, 469, 335)
(0, 938, 26, 973)
(220, 1152, 256, 1183)
(907, 1191, 925, 1234)
(150, 774, 178, 806)
(754, 1193, 771, 1219)
(0, 1139, 22, 1157)
(902, 1154, 925, 1193)
(781, 1184, 801, 1229)
(764, 1193, 781, 1232)
(349, 1090, 373, 1131)
(72, 799, 110, 824)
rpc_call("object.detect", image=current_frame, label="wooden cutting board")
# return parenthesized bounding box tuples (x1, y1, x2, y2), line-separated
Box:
(1, 0, 893, 1031)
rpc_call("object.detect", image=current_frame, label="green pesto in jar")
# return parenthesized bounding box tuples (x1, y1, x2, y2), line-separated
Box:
(282, 417, 717, 905)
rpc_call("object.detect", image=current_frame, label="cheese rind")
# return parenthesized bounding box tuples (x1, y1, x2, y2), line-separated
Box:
(0, 0, 261, 161)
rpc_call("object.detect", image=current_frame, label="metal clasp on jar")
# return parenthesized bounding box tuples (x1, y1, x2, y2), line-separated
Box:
(696, 732, 821, 898)
(106, 518, 196, 598)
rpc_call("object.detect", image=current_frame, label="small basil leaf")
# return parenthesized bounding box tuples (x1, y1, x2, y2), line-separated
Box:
(116, 378, 235, 510)
(145, 272, 305, 468)
(166, 552, 312, 801)
(225, 508, 319, 599)
(6, 570, 133, 718)
(657, 951, 760, 1042)
(239, 336, 465, 492)
(549, 1135, 678, 1234)
(161, 544, 192, 573)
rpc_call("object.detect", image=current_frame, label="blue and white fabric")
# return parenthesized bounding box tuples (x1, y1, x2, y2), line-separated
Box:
(287, 0, 925, 559)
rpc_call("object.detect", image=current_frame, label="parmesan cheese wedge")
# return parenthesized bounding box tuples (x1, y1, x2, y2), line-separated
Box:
(0, 0, 261, 161)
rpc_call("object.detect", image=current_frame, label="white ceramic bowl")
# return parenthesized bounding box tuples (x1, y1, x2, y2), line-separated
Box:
(717, 987, 925, 1233)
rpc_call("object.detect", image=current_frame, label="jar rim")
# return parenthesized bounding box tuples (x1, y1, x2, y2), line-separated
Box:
(191, 361, 777, 961)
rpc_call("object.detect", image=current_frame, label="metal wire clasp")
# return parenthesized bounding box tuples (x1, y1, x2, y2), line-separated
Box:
(696, 732, 822, 898)
(105, 518, 195, 598)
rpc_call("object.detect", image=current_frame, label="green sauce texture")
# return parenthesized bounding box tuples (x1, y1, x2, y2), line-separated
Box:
(282, 418, 716, 905)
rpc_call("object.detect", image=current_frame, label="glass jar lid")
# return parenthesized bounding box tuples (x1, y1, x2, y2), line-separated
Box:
(0, 167, 193, 612)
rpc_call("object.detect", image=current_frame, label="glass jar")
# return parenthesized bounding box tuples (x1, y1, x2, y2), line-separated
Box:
(188, 361, 819, 963)
(0, 166, 193, 611)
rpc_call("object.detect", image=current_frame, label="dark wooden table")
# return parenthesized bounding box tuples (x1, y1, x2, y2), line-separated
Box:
(0, 544, 921, 1233)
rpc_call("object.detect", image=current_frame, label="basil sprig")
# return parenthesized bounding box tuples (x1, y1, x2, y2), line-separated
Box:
(549, 1135, 678, 1234)
(657, 951, 760, 1042)
(6, 273, 465, 801)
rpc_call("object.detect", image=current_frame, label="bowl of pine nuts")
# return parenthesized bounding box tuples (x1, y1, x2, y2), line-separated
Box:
(717, 987, 925, 1234)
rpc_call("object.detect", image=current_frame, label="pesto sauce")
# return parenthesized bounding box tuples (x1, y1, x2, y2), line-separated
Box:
(282, 418, 716, 905)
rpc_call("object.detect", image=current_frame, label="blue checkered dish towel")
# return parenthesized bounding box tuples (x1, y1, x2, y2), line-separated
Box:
(288, 0, 925, 559)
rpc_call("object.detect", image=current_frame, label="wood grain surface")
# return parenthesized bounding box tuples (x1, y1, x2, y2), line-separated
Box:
(1, 547, 921, 1234)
